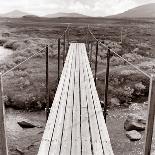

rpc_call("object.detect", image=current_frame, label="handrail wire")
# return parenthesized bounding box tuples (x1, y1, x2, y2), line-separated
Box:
(59, 24, 70, 39)
(88, 24, 151, 79)
(1, 47, 46, 77)
(1, 24, 71, 77)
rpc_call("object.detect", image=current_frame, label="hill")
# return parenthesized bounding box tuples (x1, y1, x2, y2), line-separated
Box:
(109, 3, 155, 18)
(0, 10, 29, 18)
(45, 12, 89, 18)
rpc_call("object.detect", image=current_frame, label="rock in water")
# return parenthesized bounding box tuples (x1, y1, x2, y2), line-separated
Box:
(124, 114, 146, 131)
(18, 121, 36, 128)
(126, 130, 142, 141)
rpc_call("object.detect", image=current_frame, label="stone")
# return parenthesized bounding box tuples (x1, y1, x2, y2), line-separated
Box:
(110, 98, 120, 106)
(124, 114, 146, 131)
(18, 121, 36, 128)
(126, 130, 142, 141)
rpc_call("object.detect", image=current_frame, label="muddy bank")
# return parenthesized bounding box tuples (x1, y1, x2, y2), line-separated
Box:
(6, 108, 46, 155)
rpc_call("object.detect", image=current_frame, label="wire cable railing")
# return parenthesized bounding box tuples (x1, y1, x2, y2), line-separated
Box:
(88, 24, 151, 79)
(87, 24, 155, 155)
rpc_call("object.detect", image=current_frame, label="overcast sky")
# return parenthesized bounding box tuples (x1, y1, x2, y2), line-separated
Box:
(0, 0, 155, 16)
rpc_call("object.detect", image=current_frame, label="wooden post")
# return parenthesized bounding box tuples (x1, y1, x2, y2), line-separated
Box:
(46, 45, 50, 121)
(0, 75, 8, 155)
(63, 33, 66, 66)
(58, 38, 60, 83)
(89, 42, 93, 67)
(87, 41, 90, 58)
(144, 75, 155, 155)
(104, 48, 110, 122)
(94, 41, 98, 85)
(67, 30, 69, 53)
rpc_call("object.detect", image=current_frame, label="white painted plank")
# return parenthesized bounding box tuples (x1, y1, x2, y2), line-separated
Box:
(79, 44, 92, 155)
(82, 43, 114, 155)
(71, 43, 81, 155)
(38, 44, 74, 155)
(48, 44, 76, 155)
(59, 44, 77, 155)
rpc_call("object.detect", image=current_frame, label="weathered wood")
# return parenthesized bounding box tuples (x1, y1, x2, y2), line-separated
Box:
(79, 45, 93, 155)
(38, 43, 113, 155)
(38, 44, 73, 155)
(63, 33, 66, 66)
(81, 45, 104, 155)
(82, 44, 114, 155)
(58, 38, 61, 82)
(89, 42, 93, 67)
(48, 44, 75, 155)
(71, 44, 81, 155)
(59, 44, 76, 155)
(144, 75, 155, 155)
(46, 45, 50, 120)
(0, 75, 8, 155)
(104, 48, 110, 121)
(94, 41, 98, 85)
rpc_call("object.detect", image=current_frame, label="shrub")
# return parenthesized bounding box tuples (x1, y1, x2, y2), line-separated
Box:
(14, 56, 26, 64)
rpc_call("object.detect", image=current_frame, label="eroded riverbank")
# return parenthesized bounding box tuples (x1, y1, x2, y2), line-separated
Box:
(6, 108, 46, 155)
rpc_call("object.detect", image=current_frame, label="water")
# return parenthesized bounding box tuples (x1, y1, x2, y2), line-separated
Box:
(0, 46, 13, 62)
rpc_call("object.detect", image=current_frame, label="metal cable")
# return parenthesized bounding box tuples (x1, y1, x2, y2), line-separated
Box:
(87, 24, 151, 79)
(1, 47, 46, 77)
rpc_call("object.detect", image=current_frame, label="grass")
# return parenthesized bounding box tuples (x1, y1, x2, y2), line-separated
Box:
(0, 17, 155, 109)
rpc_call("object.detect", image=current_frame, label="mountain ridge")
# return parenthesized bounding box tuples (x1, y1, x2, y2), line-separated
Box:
(108, 3, 155, 18)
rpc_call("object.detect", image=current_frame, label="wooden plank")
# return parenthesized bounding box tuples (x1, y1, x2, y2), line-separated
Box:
(82, 43, 114, 155)
(48, 44, 76, 154)
(59, 44, 77, 155)
(38, 44, 74, 155)
(144, 75, 155, 155)
(0, 76, 8, 155)
(79, 44, 92, 155)
(71, 43, 81, 155)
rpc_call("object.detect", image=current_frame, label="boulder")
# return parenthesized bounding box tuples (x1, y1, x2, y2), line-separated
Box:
(110, 97, 120, 106)
(18, 121, 36, 128)
(126, 130, 142, 141)
(124, 114, 146, 131)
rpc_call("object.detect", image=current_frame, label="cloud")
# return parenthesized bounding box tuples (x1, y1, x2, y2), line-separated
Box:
(0, 0, 154, 16)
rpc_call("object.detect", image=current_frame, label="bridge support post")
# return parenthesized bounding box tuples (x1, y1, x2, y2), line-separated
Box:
(63, 33, 66, 67)
(89, 42, 93, 67)
(104, 48, 110, 122)
(67, 30, 69, 54)
(94, 41, 98, 85)
(58, 38, 60, 83)
(0, 75, 8, 155)
(144, 75, 155, 155)
(46, 45, 50, 121)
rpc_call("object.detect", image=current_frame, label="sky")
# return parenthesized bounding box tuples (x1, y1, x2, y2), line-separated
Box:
(0, 0, 155, 16)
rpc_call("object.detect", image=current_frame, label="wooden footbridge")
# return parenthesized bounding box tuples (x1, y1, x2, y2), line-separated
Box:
(0, 24, 155, 155)
(38, 43, 113, 155)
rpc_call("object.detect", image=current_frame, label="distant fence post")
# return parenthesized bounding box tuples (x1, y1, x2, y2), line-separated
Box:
(58, 38, 60, 83)
(89, 42, 93, 67)
(67, 30, 69, 53)
(63, 33, 66, 66)
(46, 45, 50, 121)
(94, 41, 98, 85)
(0, 75, 8, 155)
(144, 75, 155, 155)
(104, 48, 110, 122)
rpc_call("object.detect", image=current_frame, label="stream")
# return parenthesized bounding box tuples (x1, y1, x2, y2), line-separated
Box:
(0, 46, 13, 62)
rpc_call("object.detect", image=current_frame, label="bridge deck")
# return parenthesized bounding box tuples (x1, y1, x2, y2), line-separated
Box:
(38, 43, 114, 155)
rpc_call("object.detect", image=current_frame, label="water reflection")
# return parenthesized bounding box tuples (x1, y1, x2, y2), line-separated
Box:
(0, 46, 13, 62)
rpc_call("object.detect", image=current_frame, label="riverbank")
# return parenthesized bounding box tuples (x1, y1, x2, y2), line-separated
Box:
(6, 108, 46, 155)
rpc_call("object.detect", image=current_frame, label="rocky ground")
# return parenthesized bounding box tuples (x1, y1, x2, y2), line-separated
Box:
(107, 102, 155, 155)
